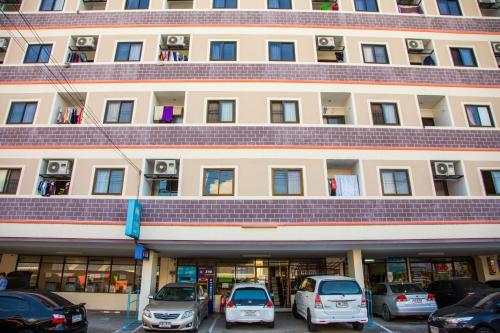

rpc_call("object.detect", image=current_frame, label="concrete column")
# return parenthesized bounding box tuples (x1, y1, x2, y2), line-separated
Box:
(347, 249, 365, 289)
(158, 257, 177, 288)
(474, 255, 500, 282)
(138, 251, 159, 319)
(0, 254, 18, 274)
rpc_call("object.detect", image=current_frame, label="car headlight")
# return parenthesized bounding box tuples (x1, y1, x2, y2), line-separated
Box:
(444, 317, 473, 325)
(181, 310, 194, 319)
(143, 309, 151, 318)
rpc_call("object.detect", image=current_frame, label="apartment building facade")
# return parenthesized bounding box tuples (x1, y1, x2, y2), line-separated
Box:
(0, 0, 499, 314)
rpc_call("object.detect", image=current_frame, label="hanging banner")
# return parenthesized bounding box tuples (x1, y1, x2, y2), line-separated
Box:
(125, 199, 142, 239)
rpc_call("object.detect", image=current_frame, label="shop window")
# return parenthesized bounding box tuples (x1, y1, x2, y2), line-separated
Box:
(114, 42, 142, 62)
(432, 262, 453, 281)
(40, 0, 64, 11)
(272, 169, 304, 196)
(104, 101, 134, 124)
(268, 0, 292, 9)
(177, 266, 197, 283)
(450, 47, 477, 67)
(110, 258, 136, 293)
(410, 262, 433, 289)
(269, 42, 295, 62)
(85, 257, 111, 293)
(354, 0, 378, 12)
(362, 44, 389, 64)
(16, 256, 41, 288)
(216, 266, 235, 295)
(207, 100, 235, 123)
(125, 0, 149, 9)
(24, 44, 52, 64)
(92, 168, 125, 195)
(0, 168, 21, 194)
(386, 259, 408, 283)
(203, 169, 235, 196)
(380, 169, 411, 196)
(7, 102, 37, 124)
(371, 103, 400, 126)
(481, 170, 500, 196)
(236, 265, 255, 283)
(465, 105, 494, 128)
(270, 101, 299, 123)
(213, 0, 237, 8)
(437, 0, 461, 16)
(38, 256, 64, 291)
(61, 257, 86, 292)
(210, 42, 236, 61)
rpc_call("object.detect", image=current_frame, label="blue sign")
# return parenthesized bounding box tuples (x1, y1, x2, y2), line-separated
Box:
(134, 244, 148, 260)
(125, 199, 142, 239)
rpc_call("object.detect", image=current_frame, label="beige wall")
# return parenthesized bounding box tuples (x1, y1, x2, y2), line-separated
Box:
(345, 37, 408, 65)
(0, 254, 18, 274)
(3, 36, 68, 65)
(95, 34, 158, 62)
(463, 160, 500, 196)
(354, 93, 420, 126)
(85, 91, 151, 124)
(434, 40, 497, 68)
(180, 158, 326, 196)
(0, 158, 40, 195)
(447, 96, 500, 128)
(0, 93, 54, 125)
(55, 292, 130, 310)
(363, 160, 434, 196)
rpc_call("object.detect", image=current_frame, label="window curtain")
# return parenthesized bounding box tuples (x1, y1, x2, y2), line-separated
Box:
(394, 171, 409, 194)
(335, 175, 360, 196)
(382, 104, 398, 124)
(106, 102, 120, 123)
(94, 170, 110, 193)
(466, 106, 481, 126)
(362, 46, 374, 63)
(492, 171, 500, 194)
(220, 101, 233, 122)
(218, 170, 233, 195)
(287, 171, 302, 195)
(39, 45, 52, 63)
(108, 170, 123, 194)
(355, 0, 366, 11)
(214, 0, 225, 7)
(0, 170, 7, 192)
(268, 0, 279, 9)
(477, 107, 492, 127)
(273, 171, 287, 194)
(283, 102, 297, 122)
(374, 46, 387, 63)
(8, 103, 24, 123)
(129, 44, 142, 61)
(459, 49, 474, 66)
(118, 102, 133, 123)
(22, 103, 37, 123)
(270, 43, 281, 61)
(211, 43, 222, 60)
(54, 0, 64, 10)
(382, 172, 396, 194)
(271, 102, 284, 123)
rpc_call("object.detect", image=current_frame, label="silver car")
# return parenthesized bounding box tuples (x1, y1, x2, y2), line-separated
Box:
(142, 283, 209, 332)
(372, 283, 437, 321)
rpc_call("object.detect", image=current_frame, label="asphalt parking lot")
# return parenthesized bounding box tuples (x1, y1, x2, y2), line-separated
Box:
(88, 311, 429, 333)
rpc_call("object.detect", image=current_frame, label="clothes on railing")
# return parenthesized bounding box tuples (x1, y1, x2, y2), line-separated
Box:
(320, 2, 339, 10)
(38, 179, 70, 197)
(398, 5, 422, 14)
(159, 50, 189, 62)
(329, 176, 360, 196)
(66, 52, 91, 63)
(154, 105, 182, 123)
(423, 55, 436, 66)
(57, 107, 84, 124)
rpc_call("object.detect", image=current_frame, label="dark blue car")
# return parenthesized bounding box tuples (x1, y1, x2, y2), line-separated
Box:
(428, 290, 500, 333)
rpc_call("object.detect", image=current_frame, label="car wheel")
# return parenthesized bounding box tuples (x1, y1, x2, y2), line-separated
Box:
(267, 321, 275, 329)
(475, 327, 494, 333)
(352, 323, 364, 331)
(225, 321, 232, 329)
(382, 304, 392, 322)
(191, 315, 199, 332)
(307, 310, 317, 332)
(292, 302, 300, 319)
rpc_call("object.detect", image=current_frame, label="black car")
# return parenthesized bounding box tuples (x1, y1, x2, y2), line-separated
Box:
(0, 290, 87, 333)
(427, 280, 493, 308)
(486, 280, 500, 289)
(428, 290, 500, 333)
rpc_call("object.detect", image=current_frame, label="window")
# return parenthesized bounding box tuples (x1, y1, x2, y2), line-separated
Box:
(269, 42, 295, 61)
(450, 48, 477, 67)
(104, 101, 134, 124)
(465, 105, 494, 127)
(210, 42, 236, 61)
(380, 169, 411, 196)
(85, 257, 111, 293)
(354, 0, 378, 12)
(7, 102, 37, 124)
(207, 100, 235, 123)
(92, 168, 125, 195)
(0, 168, 21, 194)
(268, 0, 292, 9)
(24, 44, 52, 63)
(437, 0, 461, 16)
(39, 0, 64, 11)
(61, 257, 86, 292)
(213, 0, 237, 8)
(125, 0, 149, 9)
(481, 170, 500, 196)
(270, 101, 299, 123)
(272, 169, 303, 196)
(38, 256, 64, 291)
(371, 103, 400, 125)
(114, 42, 142, 62)
(324, 116, 346, 125)
(16, 256, 41, 288)
(203, 169, 235, 196)
(362, 44, 389, 64)
(110, 258, 136, 293)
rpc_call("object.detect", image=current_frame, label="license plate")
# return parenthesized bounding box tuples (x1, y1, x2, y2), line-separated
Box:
(430, 326, 439, 333)
(336, 301, 349, 308)
(412, 299, 423, 303)
(159, 322, 172, 328)
(244, 310, 257, 316)
(72, 314, 82, 323)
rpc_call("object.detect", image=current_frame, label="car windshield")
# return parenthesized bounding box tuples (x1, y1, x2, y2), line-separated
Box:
(319, 280, 362, 295)
(389, 284, 424, 294)
(155, 287, 195, 302)
(232, 288, 268, 306)
(456, 291, 500, 309)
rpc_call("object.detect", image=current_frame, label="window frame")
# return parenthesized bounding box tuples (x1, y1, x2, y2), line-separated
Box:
(92, 168, 125, 195)
(268, 42, 296, 62)
(272, 168, 304, 196)
(481, 170, 500, 196)
(267, 0, 292, 9)
(23, 44, 53, 64)
(270, 100, 300, 124)
(450, 47, 477, 67)
(202, 168, 235, 196)
(213, 0, 237, 8)
(324, 115, 346, 125)
(7, 101, 38, 124)
(354, 0, 379, 12)
(437, 0, 462, 16)
(209, 41, 237, 61)
(0, 168, 21, 194)
(39, 0, 64, 11)
(380, 169, 412, 196)
(370, 102, 400, 126)
(465, 105, 495, 128)
(125, 0, 149, 9)
(114, 42, 143, 62)
(103, 100, 134, 124)
(206, 100, 236, 123)
(362, 44, 389, 64)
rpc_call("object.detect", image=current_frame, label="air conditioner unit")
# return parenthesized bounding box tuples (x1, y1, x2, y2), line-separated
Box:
(46, 160, 71, 175)
(75, 36, 96, 49)
(0, 38, 8, 51)
(434, 162, 455, 177)
(317, 36, 335, 50)
(407, 39, 424, 52)
(492, 42, 500, 54)
(166, 36, 185, 48)
(154, 160, 177, 175)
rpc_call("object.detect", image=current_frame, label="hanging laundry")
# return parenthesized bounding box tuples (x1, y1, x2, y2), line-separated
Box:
(162, 106, 174, 123)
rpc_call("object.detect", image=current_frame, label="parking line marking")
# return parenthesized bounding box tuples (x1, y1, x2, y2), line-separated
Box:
(208, 314, 220, 333)
(372, 321, 394, 333)
(131, 325, 142, 332)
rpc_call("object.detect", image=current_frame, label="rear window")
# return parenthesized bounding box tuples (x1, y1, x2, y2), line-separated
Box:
(455, 280, 491, 292)
(29, 292, 73, 308)
(232, 288, 268, 306)
(456, 291, 500, 308)
(389, 284, 424, 294)
(319, 280, 362, 295)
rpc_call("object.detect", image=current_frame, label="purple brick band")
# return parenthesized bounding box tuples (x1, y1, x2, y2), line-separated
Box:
(0, 126, 499, 149)
(0, 198, 498, 224)
(1, 11, 499, 33)
(1, 63, 499, 87)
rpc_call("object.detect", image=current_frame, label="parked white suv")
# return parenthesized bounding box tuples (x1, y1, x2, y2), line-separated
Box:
(293, 276, 368, 332)
(225, 283, 275, 329)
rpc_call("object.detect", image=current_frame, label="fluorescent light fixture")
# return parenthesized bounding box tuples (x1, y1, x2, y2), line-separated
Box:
(418, 252, 444, 256)
(364, 259, 375, 263)
(242, 254, 271, 258)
